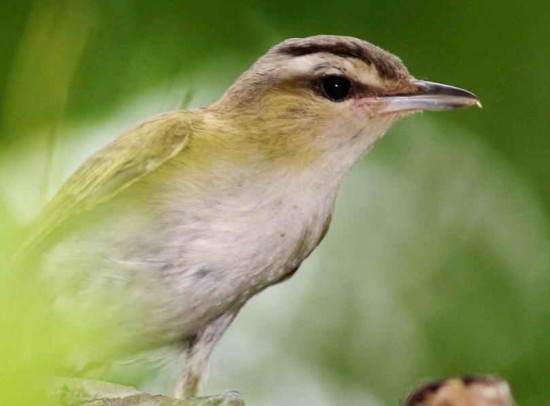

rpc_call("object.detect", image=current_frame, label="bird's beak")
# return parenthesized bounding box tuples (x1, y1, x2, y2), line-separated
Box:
(378, 80, 481, 114)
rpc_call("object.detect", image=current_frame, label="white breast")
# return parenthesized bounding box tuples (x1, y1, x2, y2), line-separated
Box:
(150, 163, 340, 335)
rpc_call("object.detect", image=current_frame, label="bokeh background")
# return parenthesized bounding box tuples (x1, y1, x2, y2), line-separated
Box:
(1, 1, 549, 405)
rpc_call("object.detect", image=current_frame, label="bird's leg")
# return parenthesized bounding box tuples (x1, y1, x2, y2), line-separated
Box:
(175, 311, 240, 402)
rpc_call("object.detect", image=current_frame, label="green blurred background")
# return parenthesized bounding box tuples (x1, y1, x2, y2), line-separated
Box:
(1, 0, 549, 405)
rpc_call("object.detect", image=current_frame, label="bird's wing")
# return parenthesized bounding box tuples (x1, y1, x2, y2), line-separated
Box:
(17, 110, 199, 259)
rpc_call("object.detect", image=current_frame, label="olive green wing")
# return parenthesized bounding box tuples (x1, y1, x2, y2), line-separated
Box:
(17, 111, 198, 259)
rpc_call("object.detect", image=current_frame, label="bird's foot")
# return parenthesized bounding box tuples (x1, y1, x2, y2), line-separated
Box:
(183, 390, 244, 406)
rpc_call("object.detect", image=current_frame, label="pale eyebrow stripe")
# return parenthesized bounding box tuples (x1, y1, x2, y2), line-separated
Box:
(311, 62, 346, 74)
(312, 62, 331, 72)
(274, 37, 408, 80)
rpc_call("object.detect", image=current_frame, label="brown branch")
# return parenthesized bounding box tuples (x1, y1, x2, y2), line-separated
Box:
(52, 378, 243, 406)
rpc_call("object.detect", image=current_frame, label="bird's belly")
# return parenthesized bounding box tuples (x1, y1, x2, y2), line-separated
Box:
(153, 200, 331, 336)
(42, 178, 335, 356)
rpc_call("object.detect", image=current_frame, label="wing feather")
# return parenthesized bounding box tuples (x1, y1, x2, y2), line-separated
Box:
(17, 110, 199, 259)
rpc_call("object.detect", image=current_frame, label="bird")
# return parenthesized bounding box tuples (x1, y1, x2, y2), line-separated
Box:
(17, 35, 480, 403)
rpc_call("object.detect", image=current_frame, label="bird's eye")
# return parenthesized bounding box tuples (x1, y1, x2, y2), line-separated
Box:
(320, 75, 352, 102)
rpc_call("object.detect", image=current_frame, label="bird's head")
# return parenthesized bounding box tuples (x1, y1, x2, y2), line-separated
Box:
(210, 35, 480, 165)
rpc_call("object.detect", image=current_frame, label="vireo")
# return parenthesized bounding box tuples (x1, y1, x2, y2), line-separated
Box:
(18, 35, 479, 403)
